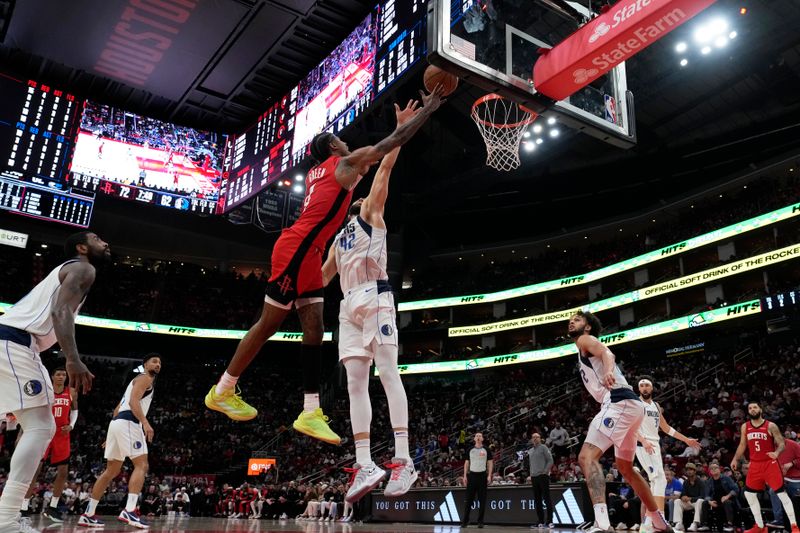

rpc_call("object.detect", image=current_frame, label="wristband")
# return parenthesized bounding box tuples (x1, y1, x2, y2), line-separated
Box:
(668, 428, 676, 437)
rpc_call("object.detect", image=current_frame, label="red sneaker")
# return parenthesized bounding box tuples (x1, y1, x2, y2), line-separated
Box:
(744, 526, 767, 533)
(790, 525, 799, 533)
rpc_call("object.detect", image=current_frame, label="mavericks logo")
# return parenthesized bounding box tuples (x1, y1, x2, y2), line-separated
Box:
(23, 380, 43, 396)
(381, 324, 394, 336)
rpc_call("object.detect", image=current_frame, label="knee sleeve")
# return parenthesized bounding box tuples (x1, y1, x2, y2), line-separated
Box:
(343, 357, 372, 435)
(651, 467, 667, 497)
(9, 406, 56, 483)
(374, 344, 408, 428)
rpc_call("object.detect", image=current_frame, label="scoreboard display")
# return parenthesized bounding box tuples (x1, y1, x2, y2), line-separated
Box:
(0, 73, 93, 227)
(222, 0, 428, 212)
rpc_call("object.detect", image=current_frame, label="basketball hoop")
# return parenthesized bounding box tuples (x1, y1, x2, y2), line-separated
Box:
(471, 94, 537, 171)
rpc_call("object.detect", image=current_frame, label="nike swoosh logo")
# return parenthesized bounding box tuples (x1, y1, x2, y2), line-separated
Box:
(365, 288, 374, 292)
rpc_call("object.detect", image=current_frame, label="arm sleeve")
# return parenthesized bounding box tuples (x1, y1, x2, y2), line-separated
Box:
(70, 409, 78, 428)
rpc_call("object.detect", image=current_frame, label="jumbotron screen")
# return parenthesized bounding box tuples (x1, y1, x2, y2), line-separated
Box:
(70, 102, 226, 215)
(222, 0, 427, 212)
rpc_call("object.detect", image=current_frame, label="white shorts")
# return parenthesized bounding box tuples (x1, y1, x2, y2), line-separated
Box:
(104, 418, 148, 461)
(338, 281, 398, 360)
(585, 396, 646, 461)
(635, 441, 665, 481)
(0, 336, 54, 414)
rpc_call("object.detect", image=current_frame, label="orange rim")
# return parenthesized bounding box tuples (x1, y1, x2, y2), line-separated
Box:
(471, 93, 537, 129)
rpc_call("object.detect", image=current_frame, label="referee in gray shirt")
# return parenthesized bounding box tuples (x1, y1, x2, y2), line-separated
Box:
(462, 432, 493, 528)
(528, 432, 554, 528)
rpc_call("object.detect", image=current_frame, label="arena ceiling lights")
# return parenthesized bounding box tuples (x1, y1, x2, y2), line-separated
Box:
(398, 201, 800, 312)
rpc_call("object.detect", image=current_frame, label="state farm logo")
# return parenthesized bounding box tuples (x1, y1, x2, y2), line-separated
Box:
(573, 68, 599, 84)
(588, 22, 610, 43)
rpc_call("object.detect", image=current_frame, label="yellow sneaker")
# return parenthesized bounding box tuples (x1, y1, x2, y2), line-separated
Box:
(204, 385, 257, 421)
(292, 408, 341, 445)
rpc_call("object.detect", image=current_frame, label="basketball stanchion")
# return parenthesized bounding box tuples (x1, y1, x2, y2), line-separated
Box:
(470, 93, 537, 171)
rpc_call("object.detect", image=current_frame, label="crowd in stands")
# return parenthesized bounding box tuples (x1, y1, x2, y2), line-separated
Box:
(1, 332, 798, 528)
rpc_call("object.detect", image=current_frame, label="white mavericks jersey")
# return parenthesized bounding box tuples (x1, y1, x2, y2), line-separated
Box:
(333, 215, 388, 292)
(577, 347, 633, 404)
(118, 377, 154, 419)
(640, 400, 661, 443)
(0, 259, 85, 351)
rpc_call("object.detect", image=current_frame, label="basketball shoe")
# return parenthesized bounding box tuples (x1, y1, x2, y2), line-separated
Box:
(744, 527, 767, 533)
(383, 458, 418, 497)
(292, 408, 341, 445)
(205, 385, 257, 421)
(345, 463, 386, 503)
(119, 508, 149, 529)
(77, 514, 105, 527)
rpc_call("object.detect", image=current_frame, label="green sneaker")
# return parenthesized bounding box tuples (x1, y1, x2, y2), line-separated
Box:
(204, 385, 257, 421)
(292, 408, 341, 445)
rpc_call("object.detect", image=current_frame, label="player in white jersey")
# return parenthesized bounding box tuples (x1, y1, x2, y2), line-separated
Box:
(569, 311, 673, 533)
(79, 354, 161, 529)
(321, 101, 419, 503)
(0, 231, 107, 533)
(635, 377, 702, 532)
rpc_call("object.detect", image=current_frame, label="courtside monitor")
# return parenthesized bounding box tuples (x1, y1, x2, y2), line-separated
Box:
(428, 0, 636, 147)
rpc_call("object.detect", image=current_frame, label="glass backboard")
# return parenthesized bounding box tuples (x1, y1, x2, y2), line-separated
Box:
(428, 0, 636, 147)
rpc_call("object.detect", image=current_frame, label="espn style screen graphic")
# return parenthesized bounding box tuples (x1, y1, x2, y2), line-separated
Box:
(71, 101, 225, 200)
(370, 485, 589, 526)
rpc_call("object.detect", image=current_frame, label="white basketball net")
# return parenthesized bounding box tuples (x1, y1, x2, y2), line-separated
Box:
(471, 94, 535, 171)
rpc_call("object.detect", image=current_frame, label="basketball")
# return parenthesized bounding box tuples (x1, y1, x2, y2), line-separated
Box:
(423, 65, 459, 96)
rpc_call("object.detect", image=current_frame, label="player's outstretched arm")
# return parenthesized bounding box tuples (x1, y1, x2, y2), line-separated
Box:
(658, 405, 701, 448)
(52, 261, 97, 394)
(321, 246, 338, 288)
(730, 422, 748, 470)
(336, 86, 444, 188)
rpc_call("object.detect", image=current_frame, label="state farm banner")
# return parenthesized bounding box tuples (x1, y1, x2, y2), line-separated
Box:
(534, 0, 717, 101)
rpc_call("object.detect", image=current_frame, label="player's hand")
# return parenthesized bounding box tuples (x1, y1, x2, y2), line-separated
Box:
(61, 424, 73, 434)
(686, 438, 701, 449)
(602, 371, 616, 389)
(643, 441, 655, 454)
(65, 359, 94, 395)
(710, 500, 718, 508)
(101, 440, 106, 449)
(395, 100, 420, 125)
(143, 422, 155, 442)
(419, 84, 446, 112)
(729, 461, 738, 472)
(767, 451, 779, 460)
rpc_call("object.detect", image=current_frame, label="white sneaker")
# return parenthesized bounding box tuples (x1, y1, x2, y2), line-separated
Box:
(674, 523, 685, 532)
(383, 458, 418, 498)
(280, 513, 288, 519)
(345, 462, 386, 503)
(631, 524, 640, 531)
(617, 523, 630, 530)
(687, 522, 699, 532)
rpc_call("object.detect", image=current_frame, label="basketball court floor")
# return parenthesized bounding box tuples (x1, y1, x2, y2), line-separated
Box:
(21, 517, 549, 532)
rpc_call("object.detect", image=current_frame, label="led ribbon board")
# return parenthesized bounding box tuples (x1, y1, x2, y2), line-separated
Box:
(0, 303, 332, 342)
(382, 300, 762, 375)
(448, 243, 800, 337)
(399, 201, 800, 312)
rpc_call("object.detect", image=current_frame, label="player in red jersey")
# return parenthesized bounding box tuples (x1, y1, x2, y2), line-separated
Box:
(731, 401, 798, 533)
(205, 86, 445, 444)
(21, 367, 77, 523)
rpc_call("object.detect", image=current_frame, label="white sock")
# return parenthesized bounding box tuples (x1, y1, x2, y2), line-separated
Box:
(21, 498, 30, 511)
(50, 495, 59, 508)
(777, 492, 797, 525)
(216, 372, 238, 395)
(126, 493, 139, 512)
(594, 503, 611, 529)
(745, 491, 763, 527)
(86, 498, 99, 516)
(304, 393, 320, 412)
(355, 439, 372, 466)
(394, 431, 411, 461)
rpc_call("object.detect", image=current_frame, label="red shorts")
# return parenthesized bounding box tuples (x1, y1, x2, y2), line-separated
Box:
(265, 229, 324, 309)
(43, 434, 70, 465)
(745, 459, 783, 491)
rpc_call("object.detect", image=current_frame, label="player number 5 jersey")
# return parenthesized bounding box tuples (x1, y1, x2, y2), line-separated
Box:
(334, 215, 388, 293)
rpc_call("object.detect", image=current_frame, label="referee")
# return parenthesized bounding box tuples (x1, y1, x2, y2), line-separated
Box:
(461, 432, 493, 528)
